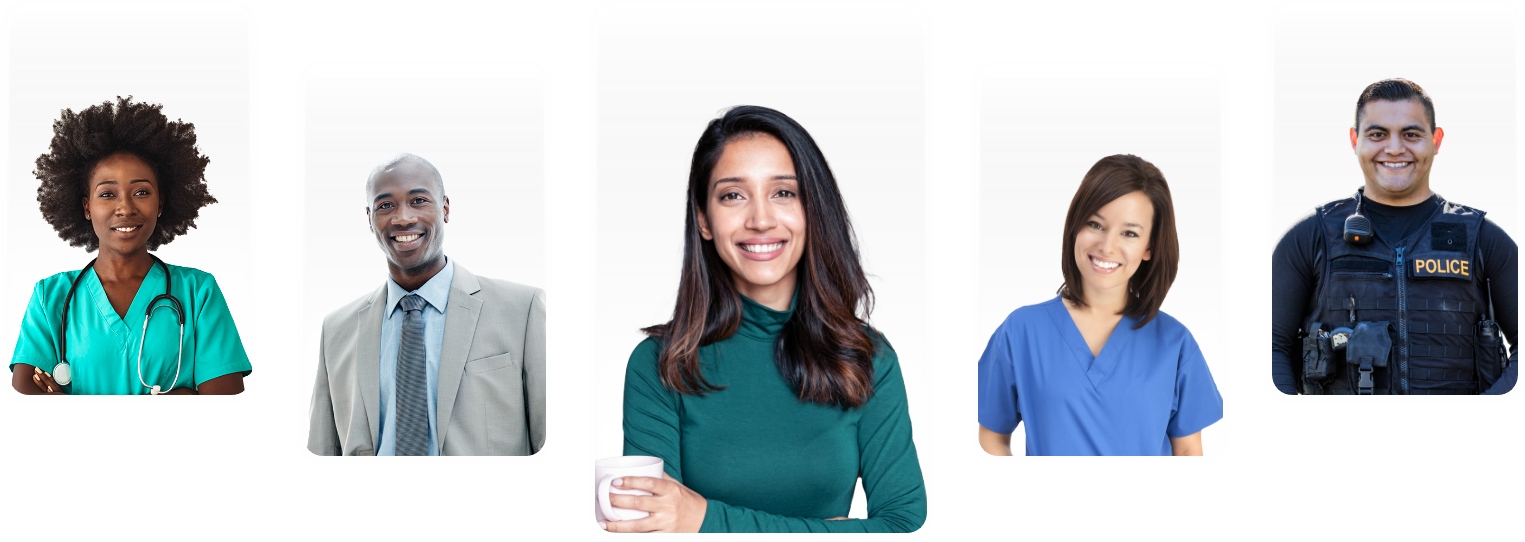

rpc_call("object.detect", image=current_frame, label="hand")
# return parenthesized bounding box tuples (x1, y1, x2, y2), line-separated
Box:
(601, 473, 707, 533)
(31, 367, 68, 395)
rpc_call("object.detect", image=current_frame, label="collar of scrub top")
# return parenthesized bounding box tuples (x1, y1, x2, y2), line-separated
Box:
(56, 254, 184, 393)
(384, 256, 454, 320)
(1045, 297, 1140, 390)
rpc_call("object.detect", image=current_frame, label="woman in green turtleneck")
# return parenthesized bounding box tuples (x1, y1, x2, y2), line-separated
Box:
(600, 106, 926, 534)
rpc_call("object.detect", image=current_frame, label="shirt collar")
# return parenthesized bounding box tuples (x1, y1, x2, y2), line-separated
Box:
(384, 256, 454, 320)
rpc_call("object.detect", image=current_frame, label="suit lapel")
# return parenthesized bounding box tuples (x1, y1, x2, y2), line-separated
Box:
(358, 286, 386, 451)
(436, 264, 483, 452)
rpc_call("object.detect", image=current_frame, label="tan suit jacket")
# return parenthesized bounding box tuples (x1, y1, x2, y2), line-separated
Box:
(308, 263, 546, 455)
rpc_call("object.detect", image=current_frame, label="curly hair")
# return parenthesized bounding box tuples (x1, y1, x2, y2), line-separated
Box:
(34, 96, 216, 252)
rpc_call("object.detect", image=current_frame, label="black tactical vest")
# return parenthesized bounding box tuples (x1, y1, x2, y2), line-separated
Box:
(1303, 194, 1491, 395)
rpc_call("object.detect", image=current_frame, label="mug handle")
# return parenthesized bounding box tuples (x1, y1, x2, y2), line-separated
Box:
(597, 476, 620, 521)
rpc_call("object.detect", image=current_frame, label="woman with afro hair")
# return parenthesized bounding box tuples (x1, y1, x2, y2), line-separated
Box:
(10, 97, 251, 395)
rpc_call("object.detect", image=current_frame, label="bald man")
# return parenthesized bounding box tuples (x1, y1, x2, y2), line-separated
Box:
(308, 153, 546, 455)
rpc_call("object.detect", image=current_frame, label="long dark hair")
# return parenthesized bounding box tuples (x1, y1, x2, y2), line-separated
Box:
(1058, 154, 1179, 328)
(643, 106, 878, 409)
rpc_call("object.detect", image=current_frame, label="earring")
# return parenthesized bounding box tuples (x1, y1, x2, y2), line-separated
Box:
(85, 214, 90, 220)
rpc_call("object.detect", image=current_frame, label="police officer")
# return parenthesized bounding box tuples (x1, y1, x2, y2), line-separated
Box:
(1271, 79, 1517, 395)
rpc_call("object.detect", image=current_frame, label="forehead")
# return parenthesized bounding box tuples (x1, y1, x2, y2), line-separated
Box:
(1093, 191, 1154, 227)
(1359, 98, 1428, 127)
(90, 152, 156, 183)
(711, 133, 795, 181)
(368, 161, 441, 196)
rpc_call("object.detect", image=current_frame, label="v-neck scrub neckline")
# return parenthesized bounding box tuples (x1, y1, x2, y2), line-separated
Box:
(978, 296, 1223, 456)
(1047, 300, 1135, 389)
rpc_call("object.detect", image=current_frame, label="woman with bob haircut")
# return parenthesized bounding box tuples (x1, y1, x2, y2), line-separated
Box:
(10, 97, 251, 395)
(977, 154, 1222, 456)
(605, 106, 926, 533)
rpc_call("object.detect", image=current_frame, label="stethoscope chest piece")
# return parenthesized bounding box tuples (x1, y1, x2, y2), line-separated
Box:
(53, 362, 71, 386)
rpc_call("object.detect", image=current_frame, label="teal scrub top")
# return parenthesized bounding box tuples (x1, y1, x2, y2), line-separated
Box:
(9, 262, 252, 395)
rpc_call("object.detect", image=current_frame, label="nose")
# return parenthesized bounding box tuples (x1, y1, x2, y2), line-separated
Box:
(114, 194, 138, 217)
(1383, 136, 1405, 155)
(745, 198, 776, 231)
(391, 205, 419, 227)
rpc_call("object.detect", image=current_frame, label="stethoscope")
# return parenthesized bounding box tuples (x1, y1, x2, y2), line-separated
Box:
(54, 254, 185, 394)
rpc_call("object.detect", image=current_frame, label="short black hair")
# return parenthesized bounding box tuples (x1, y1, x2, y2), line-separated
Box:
(34, 96, 216, 252)
(1355, 78, 1436, 131)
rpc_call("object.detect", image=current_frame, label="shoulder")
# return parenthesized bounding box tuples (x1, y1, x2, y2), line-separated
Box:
(996, 297, 1062, 332)
(1438, 197, 1486, 219)
(165, 264, 220, 291)
(322, 285, 385, 333)
(474, 276, 545, 305)
(1137, 309, 1200, 353)
(31, 269, 85, 297)
(453, 263, 544, 305)
(624, 336, 665, 380)
(1276, 209, 1324, 247)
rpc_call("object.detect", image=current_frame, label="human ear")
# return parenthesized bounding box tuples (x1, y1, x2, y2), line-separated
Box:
(82, 197, 89, 220)
(696, 205, 713, 241)
(1349, 127, 1358, 151)
(365, 207, 375, 233)
(442, 196, 450, 223)
(1432, 127, 1445, 151)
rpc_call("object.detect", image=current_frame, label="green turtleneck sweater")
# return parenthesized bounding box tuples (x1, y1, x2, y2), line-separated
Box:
(622, 295, 926, 533)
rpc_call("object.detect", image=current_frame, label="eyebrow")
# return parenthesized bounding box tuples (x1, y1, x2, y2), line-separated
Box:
(1091, 212, 1143, 229)
(1364, 123, 1428, 134)
(373, 188, 433, 203)
(712, 174, 799, 187)
(93, 179, 152, 189)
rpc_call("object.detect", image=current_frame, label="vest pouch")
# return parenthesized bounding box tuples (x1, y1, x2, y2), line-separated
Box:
(1346, 321, 1393, 395)
(1301, 324, 1337, 394)
(1475, 319, 1505, 391)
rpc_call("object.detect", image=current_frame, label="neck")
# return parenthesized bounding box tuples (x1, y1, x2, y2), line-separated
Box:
(1364, 181, 1433, 207)
(93, 248, 155, 283)
(1076, 283, 1128, 318)
(736, 273, 796, 312)
(389, 256, 446, 292)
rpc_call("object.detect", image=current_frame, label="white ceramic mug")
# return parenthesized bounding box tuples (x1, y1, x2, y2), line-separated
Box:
(594, 456, 665, 522)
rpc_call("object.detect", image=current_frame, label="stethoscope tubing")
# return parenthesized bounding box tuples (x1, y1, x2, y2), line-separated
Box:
(56, 254, 185, 394)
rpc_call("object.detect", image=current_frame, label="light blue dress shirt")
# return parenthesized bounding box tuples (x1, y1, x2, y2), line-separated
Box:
(377, 258, 453, 456)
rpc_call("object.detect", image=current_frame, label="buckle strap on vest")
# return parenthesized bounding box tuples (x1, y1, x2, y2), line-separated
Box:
(1407, 322, 1476, 335)
(1324, 298, 1477, 313)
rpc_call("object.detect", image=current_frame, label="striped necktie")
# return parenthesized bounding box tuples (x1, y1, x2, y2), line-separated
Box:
(395, 294, 430, 456)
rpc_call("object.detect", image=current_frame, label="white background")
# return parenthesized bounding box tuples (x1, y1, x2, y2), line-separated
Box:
(4, 2, 251, 374)
(1273, 8, 1517, 233)
(592, 5, 924, 521)
(301, 66, 547, 450)
(978, 67, 1223, 454)
(0, 0, 1520, 541)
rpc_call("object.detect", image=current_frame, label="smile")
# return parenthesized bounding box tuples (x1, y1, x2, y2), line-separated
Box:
(394, 234, 420, 243)
(112, 225, 140, 233)
(740, 242, 783, 253)
(1379, 161, 1412, 169)
(1089, 256, 1122, 272)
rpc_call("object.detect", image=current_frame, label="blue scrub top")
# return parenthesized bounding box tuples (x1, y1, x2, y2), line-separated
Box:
(9, 262, 252, 395)
(978, 296, 1223, 456)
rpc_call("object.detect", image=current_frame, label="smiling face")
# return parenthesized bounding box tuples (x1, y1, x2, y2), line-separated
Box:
(1351, 98, 1444, 205)
(82, 152, 160, 257)
(698, 133, 807, 305)
(367, 160, 449, 281)
(1073, 190, 1153, 301)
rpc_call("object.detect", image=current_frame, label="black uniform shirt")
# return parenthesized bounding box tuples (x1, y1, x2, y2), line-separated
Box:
(1270, 193, 1519, 394)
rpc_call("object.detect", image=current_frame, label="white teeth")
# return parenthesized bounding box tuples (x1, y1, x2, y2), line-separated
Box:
(394, 234, 420, 243)
(113, 226, 138, 232)
(741, 242, 783, 253)
(1091, 257, 1120, 269)
(1380, 161, 1411, 168)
